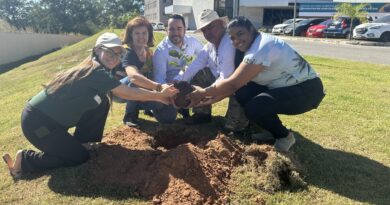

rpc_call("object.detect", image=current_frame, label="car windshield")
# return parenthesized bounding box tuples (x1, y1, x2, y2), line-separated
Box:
(373, 15, 390, 23)
(282, 19, 294, 24)
(298, 19, 311, 25)
(320, 19, 333, 25)
(332, 18, 346, 25)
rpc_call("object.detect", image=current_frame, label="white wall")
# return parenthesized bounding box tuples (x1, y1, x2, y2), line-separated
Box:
(0, 32, 85, 66)
(240, 7, 265, 29)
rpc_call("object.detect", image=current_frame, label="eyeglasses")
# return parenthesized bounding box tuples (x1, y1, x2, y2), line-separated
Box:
(100, 46, 125, 59)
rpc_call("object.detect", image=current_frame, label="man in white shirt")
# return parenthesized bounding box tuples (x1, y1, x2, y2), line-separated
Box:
(153, 14, 203, 118)
(175, 9, 248, 130)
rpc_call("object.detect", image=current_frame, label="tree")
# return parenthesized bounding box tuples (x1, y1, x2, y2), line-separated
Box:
(1, 0, 144, 34)
(98, 0, 143, 29)
(0, 0, 32, 30)
(334, 3, 368, 40)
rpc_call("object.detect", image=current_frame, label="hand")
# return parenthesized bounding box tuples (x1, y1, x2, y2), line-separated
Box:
(185, 85, 206, 108)
(157, 96, 171, 105)
(161, 84, 179, 98)
(194, 96, 218, 107)
(170, 95, 180, 109)
(157, 85, 179, 105)
(161, 83, 171, 90)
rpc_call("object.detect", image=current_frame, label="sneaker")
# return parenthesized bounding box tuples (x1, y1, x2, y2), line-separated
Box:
(144, 110, 154, 117)
(82, 142, 102, 151)
(274, 132, 296, 152)
(124, 119, 140, 128)
(178, 109, 190, 119)
(184, 113, 211, 125)
(123, 112, 140, 128)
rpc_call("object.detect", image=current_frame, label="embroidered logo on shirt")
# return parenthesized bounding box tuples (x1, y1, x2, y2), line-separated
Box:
(94, 95, 102, 104)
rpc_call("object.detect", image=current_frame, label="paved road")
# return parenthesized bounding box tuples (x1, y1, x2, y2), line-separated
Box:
(281, 38, 390, 65)
(188, 32, 390, 65)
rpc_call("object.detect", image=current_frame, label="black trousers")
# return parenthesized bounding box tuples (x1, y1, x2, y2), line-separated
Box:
(20, 97, 110, 173)
(235, 78, 325, 139)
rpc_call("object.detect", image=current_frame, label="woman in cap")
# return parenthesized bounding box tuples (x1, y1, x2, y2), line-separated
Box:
(3, 32, 178, 178)
(188, 16, 325, 152)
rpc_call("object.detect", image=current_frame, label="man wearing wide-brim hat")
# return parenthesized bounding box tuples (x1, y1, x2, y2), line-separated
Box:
(175, 9, 248, 132)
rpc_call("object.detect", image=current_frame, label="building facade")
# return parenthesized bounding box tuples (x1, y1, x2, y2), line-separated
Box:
(143, 0, 390, 30)
(144, 0, 173, 25)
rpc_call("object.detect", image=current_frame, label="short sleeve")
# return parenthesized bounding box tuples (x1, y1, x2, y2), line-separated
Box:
(243, 51, 271, 67)
(86, 68, 121, 94)
(121, 49, 141, 70)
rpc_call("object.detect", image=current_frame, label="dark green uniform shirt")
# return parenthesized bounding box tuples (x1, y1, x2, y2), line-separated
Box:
(29, 66, 121, 127)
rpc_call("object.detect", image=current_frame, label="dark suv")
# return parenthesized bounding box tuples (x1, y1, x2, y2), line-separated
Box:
(323, 17, 361, 38)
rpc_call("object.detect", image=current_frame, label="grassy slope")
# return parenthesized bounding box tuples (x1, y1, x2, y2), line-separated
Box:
(0, 30, 389, 205)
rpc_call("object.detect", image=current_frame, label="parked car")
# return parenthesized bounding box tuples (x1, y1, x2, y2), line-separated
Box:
(283, 18, 326, 36)
(306, 19, 333, 38)
(151, 23, 158, 31)
(271, 18, 305, 35)
(353, 14, 390, 42)
(157, 22, 165, 30)
(323, 17, 361, 38)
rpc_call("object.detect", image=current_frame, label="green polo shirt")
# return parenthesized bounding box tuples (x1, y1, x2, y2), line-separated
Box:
(29, 67, 121, 127)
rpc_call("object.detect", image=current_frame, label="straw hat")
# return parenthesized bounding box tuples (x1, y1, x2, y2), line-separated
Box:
(195, 9, 229, 33)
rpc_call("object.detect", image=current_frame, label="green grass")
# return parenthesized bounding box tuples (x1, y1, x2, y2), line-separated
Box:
(1, 30, 390, 205)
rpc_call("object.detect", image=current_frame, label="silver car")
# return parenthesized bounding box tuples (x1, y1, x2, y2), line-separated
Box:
(272, 18, 305, 35)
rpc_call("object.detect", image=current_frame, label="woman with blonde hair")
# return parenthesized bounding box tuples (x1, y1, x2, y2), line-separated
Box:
(3, 32, 178, 178)
(117, 16, 177, 127)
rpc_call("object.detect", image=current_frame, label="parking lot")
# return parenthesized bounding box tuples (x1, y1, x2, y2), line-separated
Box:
(188, 31, 390, 65)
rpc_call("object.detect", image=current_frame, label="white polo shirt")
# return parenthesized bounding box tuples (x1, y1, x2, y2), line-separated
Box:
(153, 35, 203, 83)
(175, 32, 236, 82)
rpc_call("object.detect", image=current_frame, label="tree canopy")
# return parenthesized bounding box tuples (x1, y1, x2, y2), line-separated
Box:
(0, 0, 144, 35)
(334, 3, 368, 40)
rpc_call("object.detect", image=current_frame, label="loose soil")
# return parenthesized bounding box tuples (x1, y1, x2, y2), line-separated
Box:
(88, 125, 304, 205)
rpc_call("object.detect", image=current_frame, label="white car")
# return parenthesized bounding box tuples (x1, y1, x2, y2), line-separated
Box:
(272, 18, 305, 35)
(353, 15, 390, 42)
(151, 23, 158, 31)
(157, 22, 165, 31)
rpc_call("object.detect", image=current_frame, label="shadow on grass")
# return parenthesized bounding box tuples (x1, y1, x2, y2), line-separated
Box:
(293, 132, 390, 205)
(0, 48, 59, 75)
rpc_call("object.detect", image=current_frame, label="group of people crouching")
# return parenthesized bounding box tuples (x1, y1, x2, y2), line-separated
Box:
(3, 10, 325, 179)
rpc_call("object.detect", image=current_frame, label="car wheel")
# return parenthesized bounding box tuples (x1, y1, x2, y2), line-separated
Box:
(300, 31, 306, 37)
(379, 32, 390, 42)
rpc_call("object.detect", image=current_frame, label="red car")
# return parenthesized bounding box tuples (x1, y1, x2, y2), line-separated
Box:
(306, 19, 333, 38)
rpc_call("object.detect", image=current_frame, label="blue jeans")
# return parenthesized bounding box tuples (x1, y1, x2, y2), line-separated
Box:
(117, 77, 177, 124)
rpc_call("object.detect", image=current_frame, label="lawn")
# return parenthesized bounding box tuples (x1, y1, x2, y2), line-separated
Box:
(0, 30, 389, 205)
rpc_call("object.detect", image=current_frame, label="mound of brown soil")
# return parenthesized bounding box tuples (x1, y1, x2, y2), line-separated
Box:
(88, 126, 304, 204)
